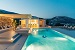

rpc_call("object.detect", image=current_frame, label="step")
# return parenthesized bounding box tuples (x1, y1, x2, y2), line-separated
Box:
(0, 34, 22, 43)
(0, 39, 12, 43)
(13, 34, 22, 43)
(0, 33, 18, 39)
(12, 33, 19, 38)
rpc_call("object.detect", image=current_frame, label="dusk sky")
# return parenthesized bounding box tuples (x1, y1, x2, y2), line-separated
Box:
(0, 0, 75, 18)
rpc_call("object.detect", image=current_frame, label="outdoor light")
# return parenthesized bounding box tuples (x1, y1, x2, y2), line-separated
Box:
(11, 38, 14, 40)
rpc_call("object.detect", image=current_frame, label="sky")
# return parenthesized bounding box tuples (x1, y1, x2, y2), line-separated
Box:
(0, 0, 75, 18)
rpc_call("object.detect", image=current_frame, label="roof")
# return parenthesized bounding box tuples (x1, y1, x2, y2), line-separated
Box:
(0, 14, 32, 18)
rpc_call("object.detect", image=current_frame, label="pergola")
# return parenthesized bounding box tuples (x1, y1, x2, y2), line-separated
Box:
(0, 14, 32, 18)
(0, 14, 32, 28)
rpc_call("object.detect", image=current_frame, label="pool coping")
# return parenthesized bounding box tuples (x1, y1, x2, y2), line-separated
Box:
(53, 30, 75, 42)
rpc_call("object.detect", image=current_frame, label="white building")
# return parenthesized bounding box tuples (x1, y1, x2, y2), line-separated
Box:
(0, 14, 46, 28)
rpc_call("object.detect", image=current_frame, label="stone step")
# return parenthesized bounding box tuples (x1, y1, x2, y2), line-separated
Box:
(0, 34, 22, 43)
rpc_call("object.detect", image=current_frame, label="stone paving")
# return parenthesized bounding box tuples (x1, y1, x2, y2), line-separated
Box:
(0, 35, 28, 50)
(0, 29, 28, 50)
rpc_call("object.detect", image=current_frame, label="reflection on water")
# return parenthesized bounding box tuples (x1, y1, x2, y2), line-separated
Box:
(22, 28, 75, 50)
(33, 30, 38, 35)
(26, 44, 53, 50)
(53, 37, 67, 41)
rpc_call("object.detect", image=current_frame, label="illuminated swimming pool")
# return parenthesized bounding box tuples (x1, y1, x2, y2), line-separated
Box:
(21, 28, 75, 50)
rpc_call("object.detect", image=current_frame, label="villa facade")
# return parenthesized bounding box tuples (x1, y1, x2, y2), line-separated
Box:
(0, 14, 46, 28)
(20, 18, 46, 28)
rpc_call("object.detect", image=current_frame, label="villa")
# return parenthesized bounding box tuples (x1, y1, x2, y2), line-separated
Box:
(0, 14, 75, 50)
(0, 14, 46, 28)
(0, 0, 75, 50)
(0, 14, 46, 43)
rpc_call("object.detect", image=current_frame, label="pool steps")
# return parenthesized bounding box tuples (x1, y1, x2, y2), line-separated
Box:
(0, 33, 22, 43)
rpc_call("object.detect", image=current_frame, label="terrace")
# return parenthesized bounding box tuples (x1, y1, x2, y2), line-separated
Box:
(0, 14, 75, 50)
(0, 27, 75, 50)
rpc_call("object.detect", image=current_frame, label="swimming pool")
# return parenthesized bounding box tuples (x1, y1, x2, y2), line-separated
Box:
(21, 28, 75, 50)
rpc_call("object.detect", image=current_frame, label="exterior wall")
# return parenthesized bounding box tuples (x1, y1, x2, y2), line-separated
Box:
(20, 20, 26, 28)
(20, 19, 39, 28)
(28, 19, 39, 28)
(20, 19, 46, 28)
(39, 19, 46, 27)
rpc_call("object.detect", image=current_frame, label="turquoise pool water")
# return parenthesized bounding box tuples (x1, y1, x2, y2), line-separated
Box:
(21, 28, 75, 50)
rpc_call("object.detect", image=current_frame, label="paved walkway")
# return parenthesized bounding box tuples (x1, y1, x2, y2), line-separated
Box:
(0, 29, 28, 50)
(0, 30, 16, 38)
(52, 28, 75, 38)
(0, 35, 28, 50)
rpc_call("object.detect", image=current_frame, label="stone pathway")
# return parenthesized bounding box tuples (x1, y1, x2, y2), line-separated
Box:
(0, 35, 28, 50)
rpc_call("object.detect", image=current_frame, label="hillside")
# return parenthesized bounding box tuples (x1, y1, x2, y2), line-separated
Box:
(46, 16, 75, 26)
(0, 9, 17, 14)
(32, 16, 43, 19)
